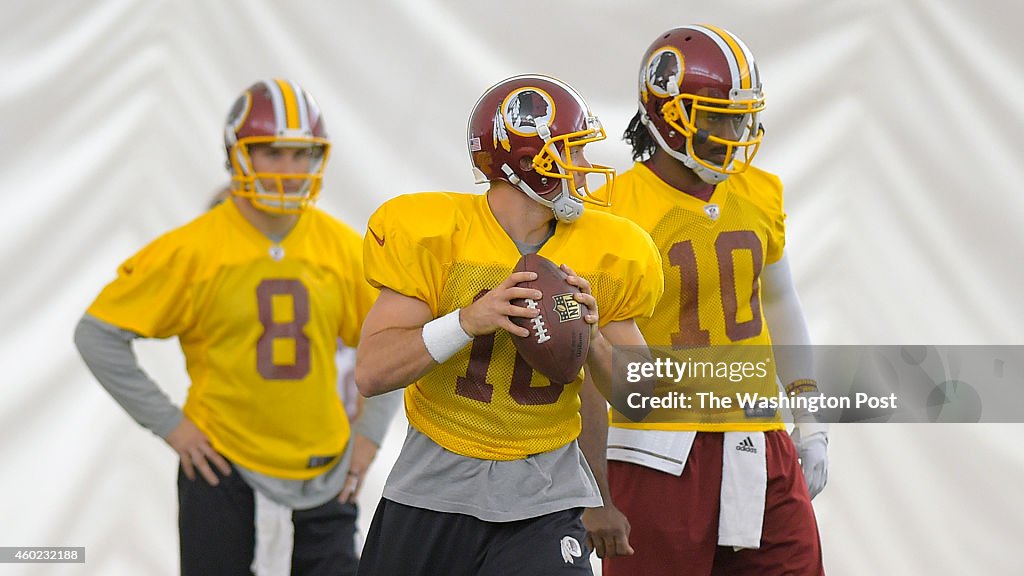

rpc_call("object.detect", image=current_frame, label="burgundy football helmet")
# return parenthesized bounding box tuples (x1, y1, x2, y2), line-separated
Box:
(467, 74, 613, 222)
(223, 79, 330, 214)
(638, 25, 766, 184)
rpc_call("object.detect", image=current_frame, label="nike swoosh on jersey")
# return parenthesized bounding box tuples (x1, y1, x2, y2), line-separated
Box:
(368, 227, 385, 247)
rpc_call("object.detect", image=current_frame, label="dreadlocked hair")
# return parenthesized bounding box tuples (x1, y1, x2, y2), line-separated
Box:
(623, 111, 658, 162)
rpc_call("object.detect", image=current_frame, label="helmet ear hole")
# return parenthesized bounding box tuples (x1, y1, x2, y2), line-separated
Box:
(648, 102, 686, 151)
(518, 155, 535, 172)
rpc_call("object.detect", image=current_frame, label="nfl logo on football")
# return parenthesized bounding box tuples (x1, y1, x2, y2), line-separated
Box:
(552, 293, 582, 323)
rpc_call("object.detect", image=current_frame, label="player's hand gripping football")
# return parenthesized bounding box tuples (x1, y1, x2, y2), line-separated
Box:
(459, 271, 541, 337)
(166, 416, 233, 486)
(560, 264, 599, 336)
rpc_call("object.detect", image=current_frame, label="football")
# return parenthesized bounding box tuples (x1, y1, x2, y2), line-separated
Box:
(509, 253, 591, 384)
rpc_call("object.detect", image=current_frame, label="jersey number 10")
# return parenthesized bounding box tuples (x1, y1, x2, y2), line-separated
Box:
(669, 230, 764, 348)
(455, 289, 565, 406)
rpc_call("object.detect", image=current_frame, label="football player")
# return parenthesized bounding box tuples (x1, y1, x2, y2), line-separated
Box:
(588, 25, 829, 575)
(353, 74, 664, 575)
(74, 78, 400, 576)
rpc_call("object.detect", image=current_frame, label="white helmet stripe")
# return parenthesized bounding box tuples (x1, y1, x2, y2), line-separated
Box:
(288, 79, 311, 133)
(736, 34, 758, 87)
(689, 25, 758, 90)
(263, 78, 287, 134)
(726, 28, 759, 88)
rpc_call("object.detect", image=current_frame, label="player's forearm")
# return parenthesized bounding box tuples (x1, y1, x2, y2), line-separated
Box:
(585, 331, 652, 422)
(352, 389, 403, 445)
(578, 373, 613, 502)
(584, 331, 615, 399)
(354, 326, 440, 396)
(73, 314, 183, 438)
(762, 272, 823, 422)
(765, 294, 814, 387)
(761, 255, 815, 385)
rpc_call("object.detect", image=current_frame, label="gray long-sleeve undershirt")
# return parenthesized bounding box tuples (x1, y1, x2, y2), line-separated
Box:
(74, 314, 184, 438)
(73, 313, 402, 508)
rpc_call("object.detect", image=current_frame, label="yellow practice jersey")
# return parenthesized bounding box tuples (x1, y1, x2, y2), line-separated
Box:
(88, 200, 377, 479)
(364, 192, 663, 459)
(603, 162, 787, 432)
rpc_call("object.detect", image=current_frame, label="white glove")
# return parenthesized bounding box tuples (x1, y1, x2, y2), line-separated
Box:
(789, 388, 829, 499)
(790, 420, 829, 499)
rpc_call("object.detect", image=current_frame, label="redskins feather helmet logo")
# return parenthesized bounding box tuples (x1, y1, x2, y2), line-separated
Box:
(492, 87, 556, 152)
(644, 47, 685, 100)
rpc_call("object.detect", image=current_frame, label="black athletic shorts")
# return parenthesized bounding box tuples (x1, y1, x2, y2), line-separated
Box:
(177, 462, 359, 576)
(357, 498, 593, 576)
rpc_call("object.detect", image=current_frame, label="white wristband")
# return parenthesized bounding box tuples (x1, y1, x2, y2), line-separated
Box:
(421, 309, 473, 364)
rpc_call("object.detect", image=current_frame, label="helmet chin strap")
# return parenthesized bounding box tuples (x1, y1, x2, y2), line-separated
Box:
(500, 164, 582, 223)
(639, 109, 730, 185)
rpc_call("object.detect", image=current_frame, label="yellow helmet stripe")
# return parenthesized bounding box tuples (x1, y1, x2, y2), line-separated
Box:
(273, 78, 302, 130)
(692, 24, 756, 91)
